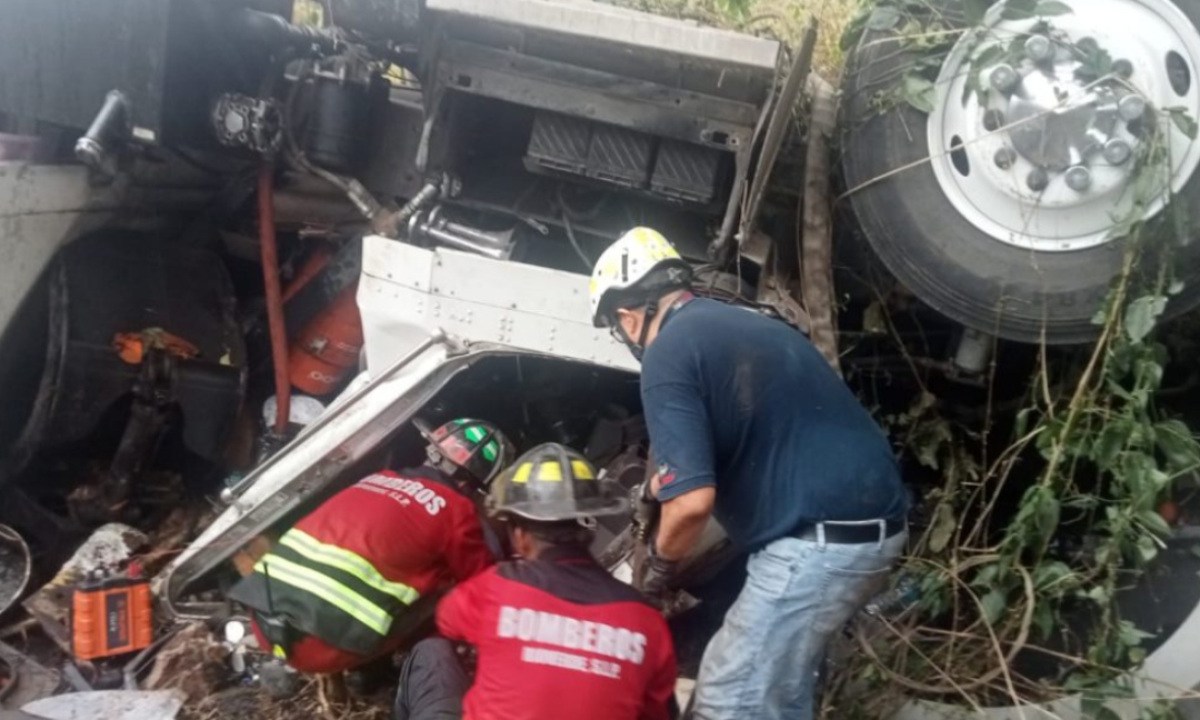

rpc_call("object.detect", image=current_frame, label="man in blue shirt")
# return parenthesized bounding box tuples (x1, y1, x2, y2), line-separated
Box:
(589, 227, 908, 720)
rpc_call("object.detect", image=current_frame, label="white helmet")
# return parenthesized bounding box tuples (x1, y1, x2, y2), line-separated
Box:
(589, 227, 691, 327)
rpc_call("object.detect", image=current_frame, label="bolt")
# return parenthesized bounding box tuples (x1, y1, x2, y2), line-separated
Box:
(1112, 59, 1134, 78)
(989, 64, 1019, 93)
(1065, 165, 1092, 192)
(1103, 138, 1133, 165)
(1025, 35, 1054, 63)
(1118, 94, 1147, 122)
(1027, 168, 1049, 191)
(994, 147, 1017, 169)
(983, 109, 1006, 132)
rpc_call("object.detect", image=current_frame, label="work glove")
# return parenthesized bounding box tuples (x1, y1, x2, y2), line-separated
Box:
(638, 541, 679, 596)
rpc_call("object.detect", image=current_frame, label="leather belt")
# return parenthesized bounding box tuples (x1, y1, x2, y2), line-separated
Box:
(792, 517, 906, 545)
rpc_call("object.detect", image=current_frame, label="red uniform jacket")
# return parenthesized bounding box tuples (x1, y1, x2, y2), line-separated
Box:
(437, 547, 677, 720)
(244, 468, 494, 674)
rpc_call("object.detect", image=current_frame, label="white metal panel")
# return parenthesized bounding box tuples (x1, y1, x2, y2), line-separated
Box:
(426, 0, 780, 70)
(163, 239, 640, 607)
(359, 235, 639, 376)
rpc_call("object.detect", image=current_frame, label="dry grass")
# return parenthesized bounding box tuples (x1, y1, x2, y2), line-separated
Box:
(609, 0, 864, 79)
(181, 681, 390, 720)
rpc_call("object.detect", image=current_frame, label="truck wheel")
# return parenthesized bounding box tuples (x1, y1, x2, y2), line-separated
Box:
(841, 0, 1200, 343)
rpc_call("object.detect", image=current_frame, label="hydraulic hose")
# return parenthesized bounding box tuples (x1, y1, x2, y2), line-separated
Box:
(258, 164, 291, 437)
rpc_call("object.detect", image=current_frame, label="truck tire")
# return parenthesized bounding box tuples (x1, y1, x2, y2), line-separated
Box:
(841, 0, 1200, 343)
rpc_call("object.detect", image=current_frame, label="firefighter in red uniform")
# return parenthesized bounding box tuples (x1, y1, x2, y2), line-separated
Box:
(229, 418, 514, 675)
(393, 443, 678, 720)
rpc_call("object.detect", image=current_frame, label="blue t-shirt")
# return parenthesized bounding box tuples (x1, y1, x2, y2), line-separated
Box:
(644, 298, 907, 550)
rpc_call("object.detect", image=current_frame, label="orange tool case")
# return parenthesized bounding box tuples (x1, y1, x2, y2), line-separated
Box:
(71, 577, 153, 661)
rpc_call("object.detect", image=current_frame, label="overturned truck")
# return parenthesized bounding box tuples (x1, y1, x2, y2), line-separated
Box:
(1, 0, 1200, 717)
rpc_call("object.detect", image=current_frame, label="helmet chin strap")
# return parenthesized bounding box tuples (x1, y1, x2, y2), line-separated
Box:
(637, 299, 660, 350)
(616, 298, 659, 362)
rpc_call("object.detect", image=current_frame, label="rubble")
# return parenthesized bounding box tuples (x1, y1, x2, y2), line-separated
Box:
(0, 641, 59, 709)
(142, 624, 228, 705)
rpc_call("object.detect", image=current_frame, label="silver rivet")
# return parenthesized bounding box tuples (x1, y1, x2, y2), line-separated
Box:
(1024, 35, 1053, 62)
(1118, 95, 1147, 122)
(1027, 168, 1049, 191)
(1103, 138, 1132, 165)
(994, 147, 1017, 169)
(1113, 59, 1134, 78)
(1065, 165, 1092, 192)
(989, 64, 1019, 92)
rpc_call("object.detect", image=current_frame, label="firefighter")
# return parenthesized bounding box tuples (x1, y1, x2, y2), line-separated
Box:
(229, 418, 514, 675)
(393, 443, 678, 720)
(588, 227, 910, 720)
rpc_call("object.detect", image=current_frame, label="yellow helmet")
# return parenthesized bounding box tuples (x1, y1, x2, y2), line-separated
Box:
(487, 443, 627, 522)
(589, 227, 691, 327)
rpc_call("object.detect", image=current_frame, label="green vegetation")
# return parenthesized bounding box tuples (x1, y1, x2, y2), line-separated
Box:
(606, 0, 862, 78)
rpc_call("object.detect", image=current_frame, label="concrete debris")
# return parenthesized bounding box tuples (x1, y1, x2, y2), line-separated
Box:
(21, 690, 183, 720)
(142, 623, 227, 704)
(0, 641, 60, 709)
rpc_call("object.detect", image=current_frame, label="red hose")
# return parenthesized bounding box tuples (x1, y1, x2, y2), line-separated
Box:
(281, 245, 333, 304)
(258, 164, 291, 437)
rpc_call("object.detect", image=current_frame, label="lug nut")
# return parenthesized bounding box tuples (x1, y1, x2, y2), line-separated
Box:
(1065, 165, 1092, 192)
(1027, 168, 1050, 191)
(1025, 35, 1054, 63)
(1118, 94, 1147, 121)
(1112, 59, 1134, 78)
(994, 147, 1017, 169)
(983, 109, 1006, 132)
(1103, 138, 1133, 165)
(989, 64, 1019, 93)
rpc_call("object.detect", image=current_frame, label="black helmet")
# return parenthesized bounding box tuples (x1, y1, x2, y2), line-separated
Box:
(488, 443, 628, 522)
(416, 418, 515, 490)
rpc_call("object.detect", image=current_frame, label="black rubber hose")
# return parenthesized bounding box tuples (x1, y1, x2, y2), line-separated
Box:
(234, 8, 338, 54)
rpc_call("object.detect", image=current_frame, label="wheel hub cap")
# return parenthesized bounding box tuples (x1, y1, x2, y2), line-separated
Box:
(927, 0, 1200, 252)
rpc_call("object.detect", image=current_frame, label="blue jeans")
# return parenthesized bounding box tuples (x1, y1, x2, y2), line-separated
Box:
(690, 528, 907, 720)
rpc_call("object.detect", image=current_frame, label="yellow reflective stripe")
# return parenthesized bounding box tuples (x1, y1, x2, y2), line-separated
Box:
(255, 555, 392, 636)
(571, 460, 594, 480)
(512, 463, 533, 484)
(538, 462, 563, 481)
(280, 530, 419, 605)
